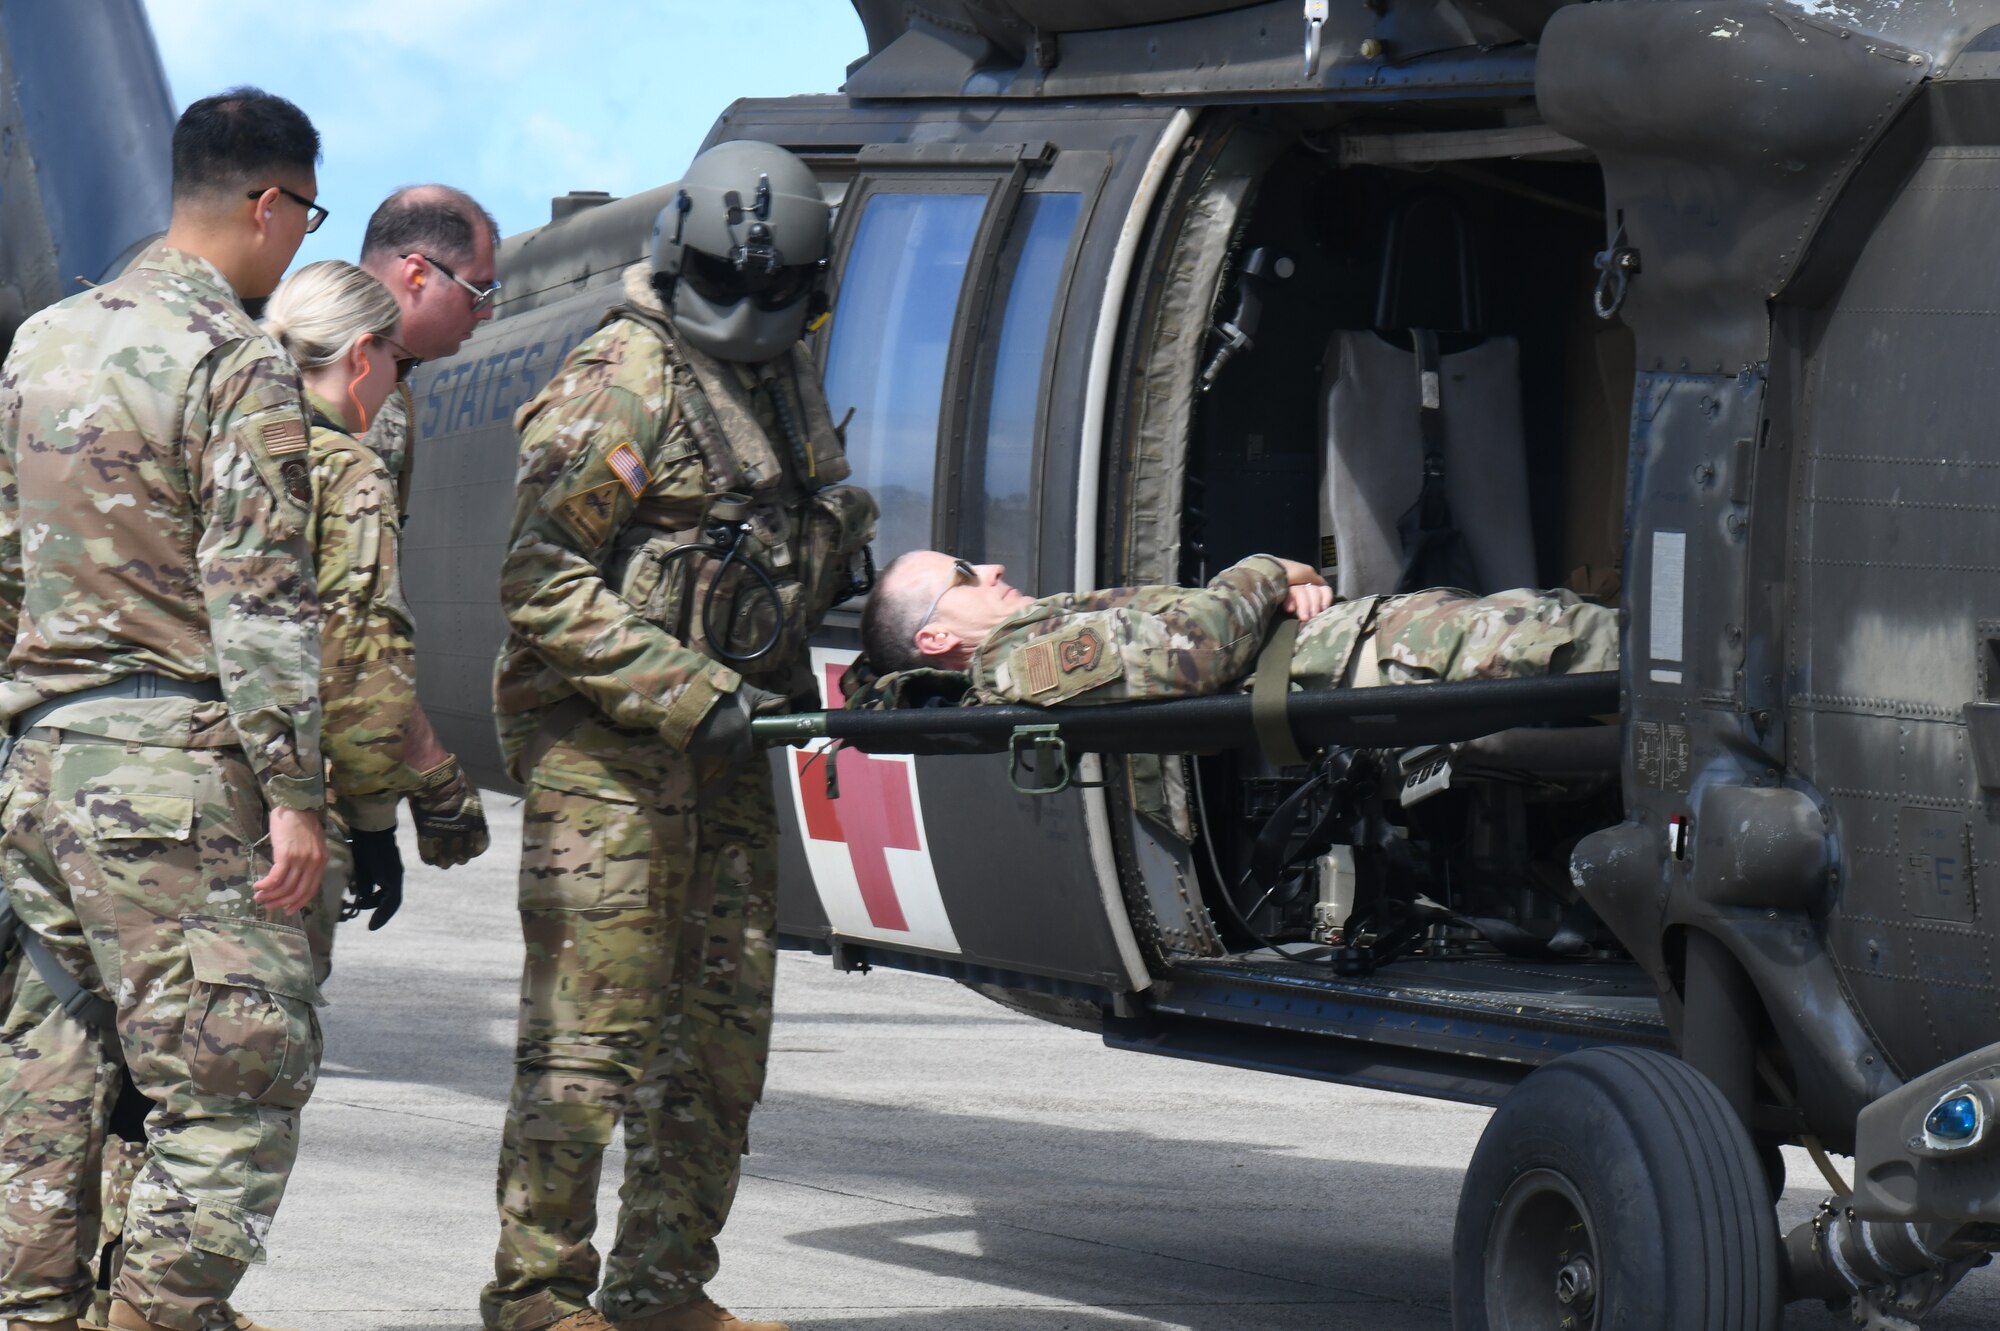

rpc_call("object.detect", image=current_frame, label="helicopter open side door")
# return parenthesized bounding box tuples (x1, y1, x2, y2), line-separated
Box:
(758, 102, 1196, 999)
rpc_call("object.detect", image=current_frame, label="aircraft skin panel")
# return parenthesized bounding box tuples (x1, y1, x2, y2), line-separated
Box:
(0, 0, 171, 287)
(0, 0, 172, 355)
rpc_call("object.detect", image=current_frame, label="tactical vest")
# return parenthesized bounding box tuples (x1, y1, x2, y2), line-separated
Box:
(600, 301, 876, 688)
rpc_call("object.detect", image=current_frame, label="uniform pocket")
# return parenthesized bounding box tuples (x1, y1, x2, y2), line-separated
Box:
(182, 915, 323, 1109)
(518, 776, 655, 912)
(188, 1197, 273, 1265)
(93, 793, 195, 842)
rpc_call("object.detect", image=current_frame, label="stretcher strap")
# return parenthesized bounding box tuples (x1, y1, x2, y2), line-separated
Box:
(1251, 618, 1307, 768)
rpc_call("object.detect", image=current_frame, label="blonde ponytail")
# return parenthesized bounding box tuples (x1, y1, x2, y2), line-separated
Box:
(262, 260, 399, 369)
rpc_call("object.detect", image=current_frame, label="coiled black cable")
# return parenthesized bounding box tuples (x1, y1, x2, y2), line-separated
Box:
(656, 519, 786, 666)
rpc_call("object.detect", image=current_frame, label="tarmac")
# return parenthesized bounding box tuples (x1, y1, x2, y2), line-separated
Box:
(235, 793, 2000, 1330)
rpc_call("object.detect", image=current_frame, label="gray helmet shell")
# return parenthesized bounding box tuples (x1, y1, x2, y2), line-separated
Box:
(651, 140, 830, 362)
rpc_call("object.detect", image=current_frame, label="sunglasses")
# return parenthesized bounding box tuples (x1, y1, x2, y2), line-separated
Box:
(917, 559, 977, 638)
(248, 184, 328, 233)
(402, 252, 501, 311)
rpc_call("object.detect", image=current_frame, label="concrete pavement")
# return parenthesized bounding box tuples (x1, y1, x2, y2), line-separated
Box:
(233, 794, 1999, 1329)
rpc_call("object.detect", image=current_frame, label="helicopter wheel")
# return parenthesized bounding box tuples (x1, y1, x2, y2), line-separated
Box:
(1451, 1047, 1781, 1331)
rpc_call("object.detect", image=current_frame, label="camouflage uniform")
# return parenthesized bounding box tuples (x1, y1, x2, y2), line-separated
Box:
(0, 244, 325, 1331)
(361, 379, 417, 520)
(299, 390, 429, 981)
(484, 265, 873, 1330)
(970, 554, 1618, 705)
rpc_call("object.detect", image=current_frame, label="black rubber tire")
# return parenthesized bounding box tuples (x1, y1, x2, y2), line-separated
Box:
(1451, 1046, 1782, 1331)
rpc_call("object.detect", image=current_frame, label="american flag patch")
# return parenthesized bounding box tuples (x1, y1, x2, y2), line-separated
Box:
(1017, 641, 1059, 696)
(607, 442, 650, 499)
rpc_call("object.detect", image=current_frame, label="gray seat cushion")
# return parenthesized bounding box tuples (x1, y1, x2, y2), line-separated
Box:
(1319, 329, 1538, 599)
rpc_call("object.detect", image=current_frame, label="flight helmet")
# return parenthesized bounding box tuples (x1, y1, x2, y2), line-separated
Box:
(651, 140, 830, 362)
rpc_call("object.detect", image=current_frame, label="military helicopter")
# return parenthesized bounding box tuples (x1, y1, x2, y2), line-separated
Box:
(11, 0, 2000, 1326)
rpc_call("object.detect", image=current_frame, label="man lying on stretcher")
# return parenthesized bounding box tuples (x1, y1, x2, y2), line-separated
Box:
(855, 552, 1617, 706)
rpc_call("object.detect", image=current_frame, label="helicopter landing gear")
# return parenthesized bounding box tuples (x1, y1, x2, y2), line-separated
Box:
(1451, 1047, 1782, 1330)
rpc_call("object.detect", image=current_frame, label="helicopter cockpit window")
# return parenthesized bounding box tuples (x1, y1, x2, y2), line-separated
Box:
(821, 191, 987, 564)
(957, 191, 1083, 593)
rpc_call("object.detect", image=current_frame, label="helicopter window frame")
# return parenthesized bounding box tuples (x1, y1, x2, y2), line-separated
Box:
(818, 160, 1031, 560)
(953, 151, 1106, 592)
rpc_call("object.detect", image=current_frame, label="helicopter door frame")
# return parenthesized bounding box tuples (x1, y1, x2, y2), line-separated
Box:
(818, 143, 1035, 552)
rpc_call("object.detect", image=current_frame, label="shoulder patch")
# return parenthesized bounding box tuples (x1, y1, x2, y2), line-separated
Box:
(1009, 620, 1123, 704)
(1018, 640, 1060, 697)
(554, 480, 625, 551)
(1060, 628, 1103, 674)
(261, 416, 309, 457)
(607, 441, 650, 499)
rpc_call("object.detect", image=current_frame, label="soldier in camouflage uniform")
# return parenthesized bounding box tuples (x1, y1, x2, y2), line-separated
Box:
(0, 90, 329, 1331)
(483, 142, 874, 1331)
(355, 185, 500, 523)
(83, 258, 496, 1331)
(262, 259, 492, 977)
(861, 551, 1618, 704)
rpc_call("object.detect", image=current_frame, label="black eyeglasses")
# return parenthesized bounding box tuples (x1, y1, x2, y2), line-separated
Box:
(248, 185, 327, 233)
(402, 252, 501, 311)
(917, 559, 977, 636)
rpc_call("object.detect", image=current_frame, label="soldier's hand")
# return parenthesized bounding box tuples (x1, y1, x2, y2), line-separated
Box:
(409, 756, 491, 869)
(255, 805, 327, 913)
(1273, 557, 1332, 621)
(1284, 582, 1334, 621)
(343, 826, 406, 930)
(686, 685, 787, 765)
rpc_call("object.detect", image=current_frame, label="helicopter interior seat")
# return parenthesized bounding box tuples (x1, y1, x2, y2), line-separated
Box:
(1318, 191, 1537, 603)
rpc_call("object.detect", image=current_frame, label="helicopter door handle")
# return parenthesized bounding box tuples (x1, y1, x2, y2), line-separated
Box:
(1304, 0, 1329, 78)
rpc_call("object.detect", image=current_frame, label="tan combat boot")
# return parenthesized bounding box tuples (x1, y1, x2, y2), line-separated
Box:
(614, 1296, 789, 1331)
(218, 1309, 296, 1331)
(546, 1313, 619, 1331)
(105, 1304, 294, 1331)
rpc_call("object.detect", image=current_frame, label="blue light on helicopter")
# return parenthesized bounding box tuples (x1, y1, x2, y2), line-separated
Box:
(1926, 1093, 1982, 1145)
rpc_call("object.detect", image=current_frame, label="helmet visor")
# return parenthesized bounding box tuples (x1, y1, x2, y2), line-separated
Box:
(680, 247, 820, 312)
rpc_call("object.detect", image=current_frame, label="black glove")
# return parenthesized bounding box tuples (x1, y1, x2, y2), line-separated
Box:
(410, 755, 490, 869)
(686, 685, 786, 766)
(342, 826, 405, 931)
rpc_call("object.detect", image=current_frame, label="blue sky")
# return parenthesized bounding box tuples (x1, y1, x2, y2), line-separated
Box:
(141, 0, 869, 264)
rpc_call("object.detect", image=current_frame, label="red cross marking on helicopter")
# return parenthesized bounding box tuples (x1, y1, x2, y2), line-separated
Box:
(793, 661, 915, 931)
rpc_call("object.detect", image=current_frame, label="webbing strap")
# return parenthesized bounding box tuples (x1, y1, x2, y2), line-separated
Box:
(1250, 618, 1307, 769)
(0, 888, 114, 1029)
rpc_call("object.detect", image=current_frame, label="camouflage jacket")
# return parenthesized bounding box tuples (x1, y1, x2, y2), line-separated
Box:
(305, 392, 423, 832)
(361, 379, 415, 521)
(968, 556, 1290, 706)
(969, 558, 1618, 706)
(493, 264, 873, 784)
(0, 244, 324, 810)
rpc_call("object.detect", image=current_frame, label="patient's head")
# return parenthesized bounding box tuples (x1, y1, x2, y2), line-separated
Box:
(861, 551, 1032, 675)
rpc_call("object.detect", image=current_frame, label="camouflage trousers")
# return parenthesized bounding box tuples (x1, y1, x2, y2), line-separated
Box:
(482, 726, 777, 1331)
(78, 821, 346, 1327)
(1290, 586, 1620, 691)
(0, 736, 323, 1331)
(0, 955, 121, 1324)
